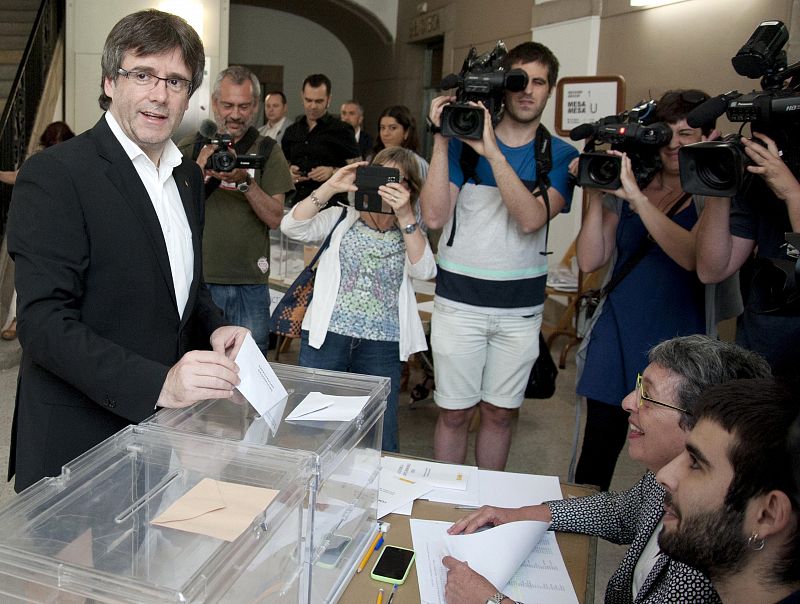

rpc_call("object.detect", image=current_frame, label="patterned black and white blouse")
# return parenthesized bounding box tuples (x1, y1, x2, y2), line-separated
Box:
(546, 472, 721, 604)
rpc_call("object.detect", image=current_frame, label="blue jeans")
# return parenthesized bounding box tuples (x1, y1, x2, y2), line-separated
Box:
(299, 330, 400, 452)
(207, 284, 269, 353)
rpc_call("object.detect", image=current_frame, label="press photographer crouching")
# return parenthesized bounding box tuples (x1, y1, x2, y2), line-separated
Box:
(570, 89, 731, 492)
(689, 19, 800, 376)
(280, 147, 437, 452)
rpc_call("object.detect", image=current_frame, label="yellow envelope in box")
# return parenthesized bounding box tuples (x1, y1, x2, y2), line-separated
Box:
(151, 477, 279, 542)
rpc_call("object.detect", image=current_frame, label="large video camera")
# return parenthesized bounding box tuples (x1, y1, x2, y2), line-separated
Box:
(438, 41, 528, 140)
(205, 133, 266, 172)
(570, 100, 673, 190)
(679, 20, 800, 196)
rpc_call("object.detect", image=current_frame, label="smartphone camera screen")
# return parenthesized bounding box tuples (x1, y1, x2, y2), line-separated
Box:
(370, 545, 416, 584)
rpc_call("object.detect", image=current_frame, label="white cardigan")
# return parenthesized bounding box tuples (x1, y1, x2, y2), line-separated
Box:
(280, 205, 437, 361)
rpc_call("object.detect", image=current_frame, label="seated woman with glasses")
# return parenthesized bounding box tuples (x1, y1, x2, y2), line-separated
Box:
(280, 147, 436, 452)
(443, 336, 770, 604)
(571, 89, 735, 493)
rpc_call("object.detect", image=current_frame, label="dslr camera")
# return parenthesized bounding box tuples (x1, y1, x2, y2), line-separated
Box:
(571, 100, 673, 190)
(439, 41, 529, 140)
(680, 20, 800, 196)
(205, 133, 266, 172)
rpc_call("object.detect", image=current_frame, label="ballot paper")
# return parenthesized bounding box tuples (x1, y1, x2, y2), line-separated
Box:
(378, 469, 433, 518)
(151, 478, 279, 542)
(382, 456, 471, 491)
(284, 391, 370, 422)
(234, 333, 288, 426)
(410, 519, 578, 604)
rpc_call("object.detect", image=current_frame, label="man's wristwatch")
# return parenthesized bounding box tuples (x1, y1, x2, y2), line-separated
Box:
(402, 222, 418, 235)
(486, 593, 506, 604)
(237, 175, 252, 193)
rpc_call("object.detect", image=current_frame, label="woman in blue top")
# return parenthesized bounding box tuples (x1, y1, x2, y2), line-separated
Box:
(574, 90, 717, 490)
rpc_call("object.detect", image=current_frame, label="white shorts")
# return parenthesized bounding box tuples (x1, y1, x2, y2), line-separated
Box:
(430, 302, 542, 410)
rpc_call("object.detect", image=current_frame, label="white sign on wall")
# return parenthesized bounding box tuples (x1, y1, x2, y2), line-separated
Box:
(554, 76, 625, 137)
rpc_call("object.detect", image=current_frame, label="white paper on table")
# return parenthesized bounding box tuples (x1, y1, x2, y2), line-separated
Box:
(284, 391, 369, 422)
(409, 519, 451, 604)
(477, 470, 562, 508)
(444, 521, 549, 589)
(378, 470, 432, 518)
(234, 333, 288, 426)
(410, 519, 578, 604)
(382, 456, 472, 491)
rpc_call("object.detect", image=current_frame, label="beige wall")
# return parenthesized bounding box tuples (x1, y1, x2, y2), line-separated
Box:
(596, 0, 793, 111)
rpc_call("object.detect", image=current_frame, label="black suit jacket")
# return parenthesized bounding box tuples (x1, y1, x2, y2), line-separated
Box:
(7, 116, 225, 491)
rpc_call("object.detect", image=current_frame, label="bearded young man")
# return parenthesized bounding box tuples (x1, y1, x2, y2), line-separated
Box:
(657, 378, 800, 604)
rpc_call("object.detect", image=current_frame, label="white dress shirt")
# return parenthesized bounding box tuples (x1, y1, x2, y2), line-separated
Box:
(105, 112, 193, 317)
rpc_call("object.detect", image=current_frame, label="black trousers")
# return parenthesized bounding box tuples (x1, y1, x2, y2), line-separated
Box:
(575, 398, 629, 491)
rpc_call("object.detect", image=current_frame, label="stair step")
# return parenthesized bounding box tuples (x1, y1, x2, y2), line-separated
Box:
(2, 0, 41, 9)
(0, 22, 33, 37)
(0, 65, 17, 80)
(0, 10, 37, 24)
(0, 50, 23, 64)
(0, 36, 28, 51)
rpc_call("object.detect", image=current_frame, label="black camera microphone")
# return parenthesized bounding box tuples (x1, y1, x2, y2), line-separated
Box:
(686, 91, 741, 128)
(440, 73, 461, 90)
(570, 122, 597, 141)
(199, 118, 219, 139)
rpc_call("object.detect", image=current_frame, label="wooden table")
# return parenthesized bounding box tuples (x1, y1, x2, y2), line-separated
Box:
(340, 483, 597, 603)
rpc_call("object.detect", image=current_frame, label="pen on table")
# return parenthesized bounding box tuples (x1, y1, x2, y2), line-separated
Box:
(387, 584, 398, 604)
(292, 403, 333, 418)
(356, 528, 383, 573)
(376, 587, 384, 604)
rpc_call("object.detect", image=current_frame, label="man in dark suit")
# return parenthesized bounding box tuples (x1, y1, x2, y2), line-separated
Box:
(6, 9, 248, 492)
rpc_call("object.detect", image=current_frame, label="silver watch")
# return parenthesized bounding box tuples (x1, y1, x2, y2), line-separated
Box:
(403, 222, 418, 234)
(486, 593, 506, 604)
(236, 175, 251, 193)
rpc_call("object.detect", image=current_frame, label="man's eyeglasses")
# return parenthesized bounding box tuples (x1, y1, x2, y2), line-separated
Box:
(117, 68, 192, 94)
(636, 373, 692, 415)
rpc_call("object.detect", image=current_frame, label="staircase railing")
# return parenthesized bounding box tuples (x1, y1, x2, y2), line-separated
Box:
(0, 0, 64, 240)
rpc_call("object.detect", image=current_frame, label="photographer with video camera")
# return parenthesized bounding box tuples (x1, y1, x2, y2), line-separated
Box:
(280, 147, 436, 452)
(420, 41, 578, 471)
(691, 21, 800, 377)
(573, 90, 721, 491)
(180, 66, 294, 355)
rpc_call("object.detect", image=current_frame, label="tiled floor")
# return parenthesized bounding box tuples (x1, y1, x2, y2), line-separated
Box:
(0, 335, 639, 603)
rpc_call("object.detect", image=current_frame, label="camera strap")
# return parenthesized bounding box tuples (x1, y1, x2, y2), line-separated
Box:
(446, 124, 553, 251)
(598, 191, 691, 299)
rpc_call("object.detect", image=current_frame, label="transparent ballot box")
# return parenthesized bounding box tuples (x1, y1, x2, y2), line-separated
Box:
(0, 425, 315, 603)
(269, 213, 308, 284)
(145, 363, 389, 603)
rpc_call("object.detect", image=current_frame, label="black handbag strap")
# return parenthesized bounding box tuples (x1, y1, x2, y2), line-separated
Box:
(306, 208, 348, 268)
(598, 191, 691, 299)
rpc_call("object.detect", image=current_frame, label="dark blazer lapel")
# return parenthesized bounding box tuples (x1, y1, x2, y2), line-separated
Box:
(173, 159, 204, 327)
(91, 116, 179, 313)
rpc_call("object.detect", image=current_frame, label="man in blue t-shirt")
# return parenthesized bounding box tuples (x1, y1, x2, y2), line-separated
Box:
(420, 41, 578, 471)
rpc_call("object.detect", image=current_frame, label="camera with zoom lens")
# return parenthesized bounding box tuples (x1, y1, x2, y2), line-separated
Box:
(571, 100, 673, 190)
(680, 19, 800, 197)
(439, 41, 529, 140)
(205, 133, 266, 172)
